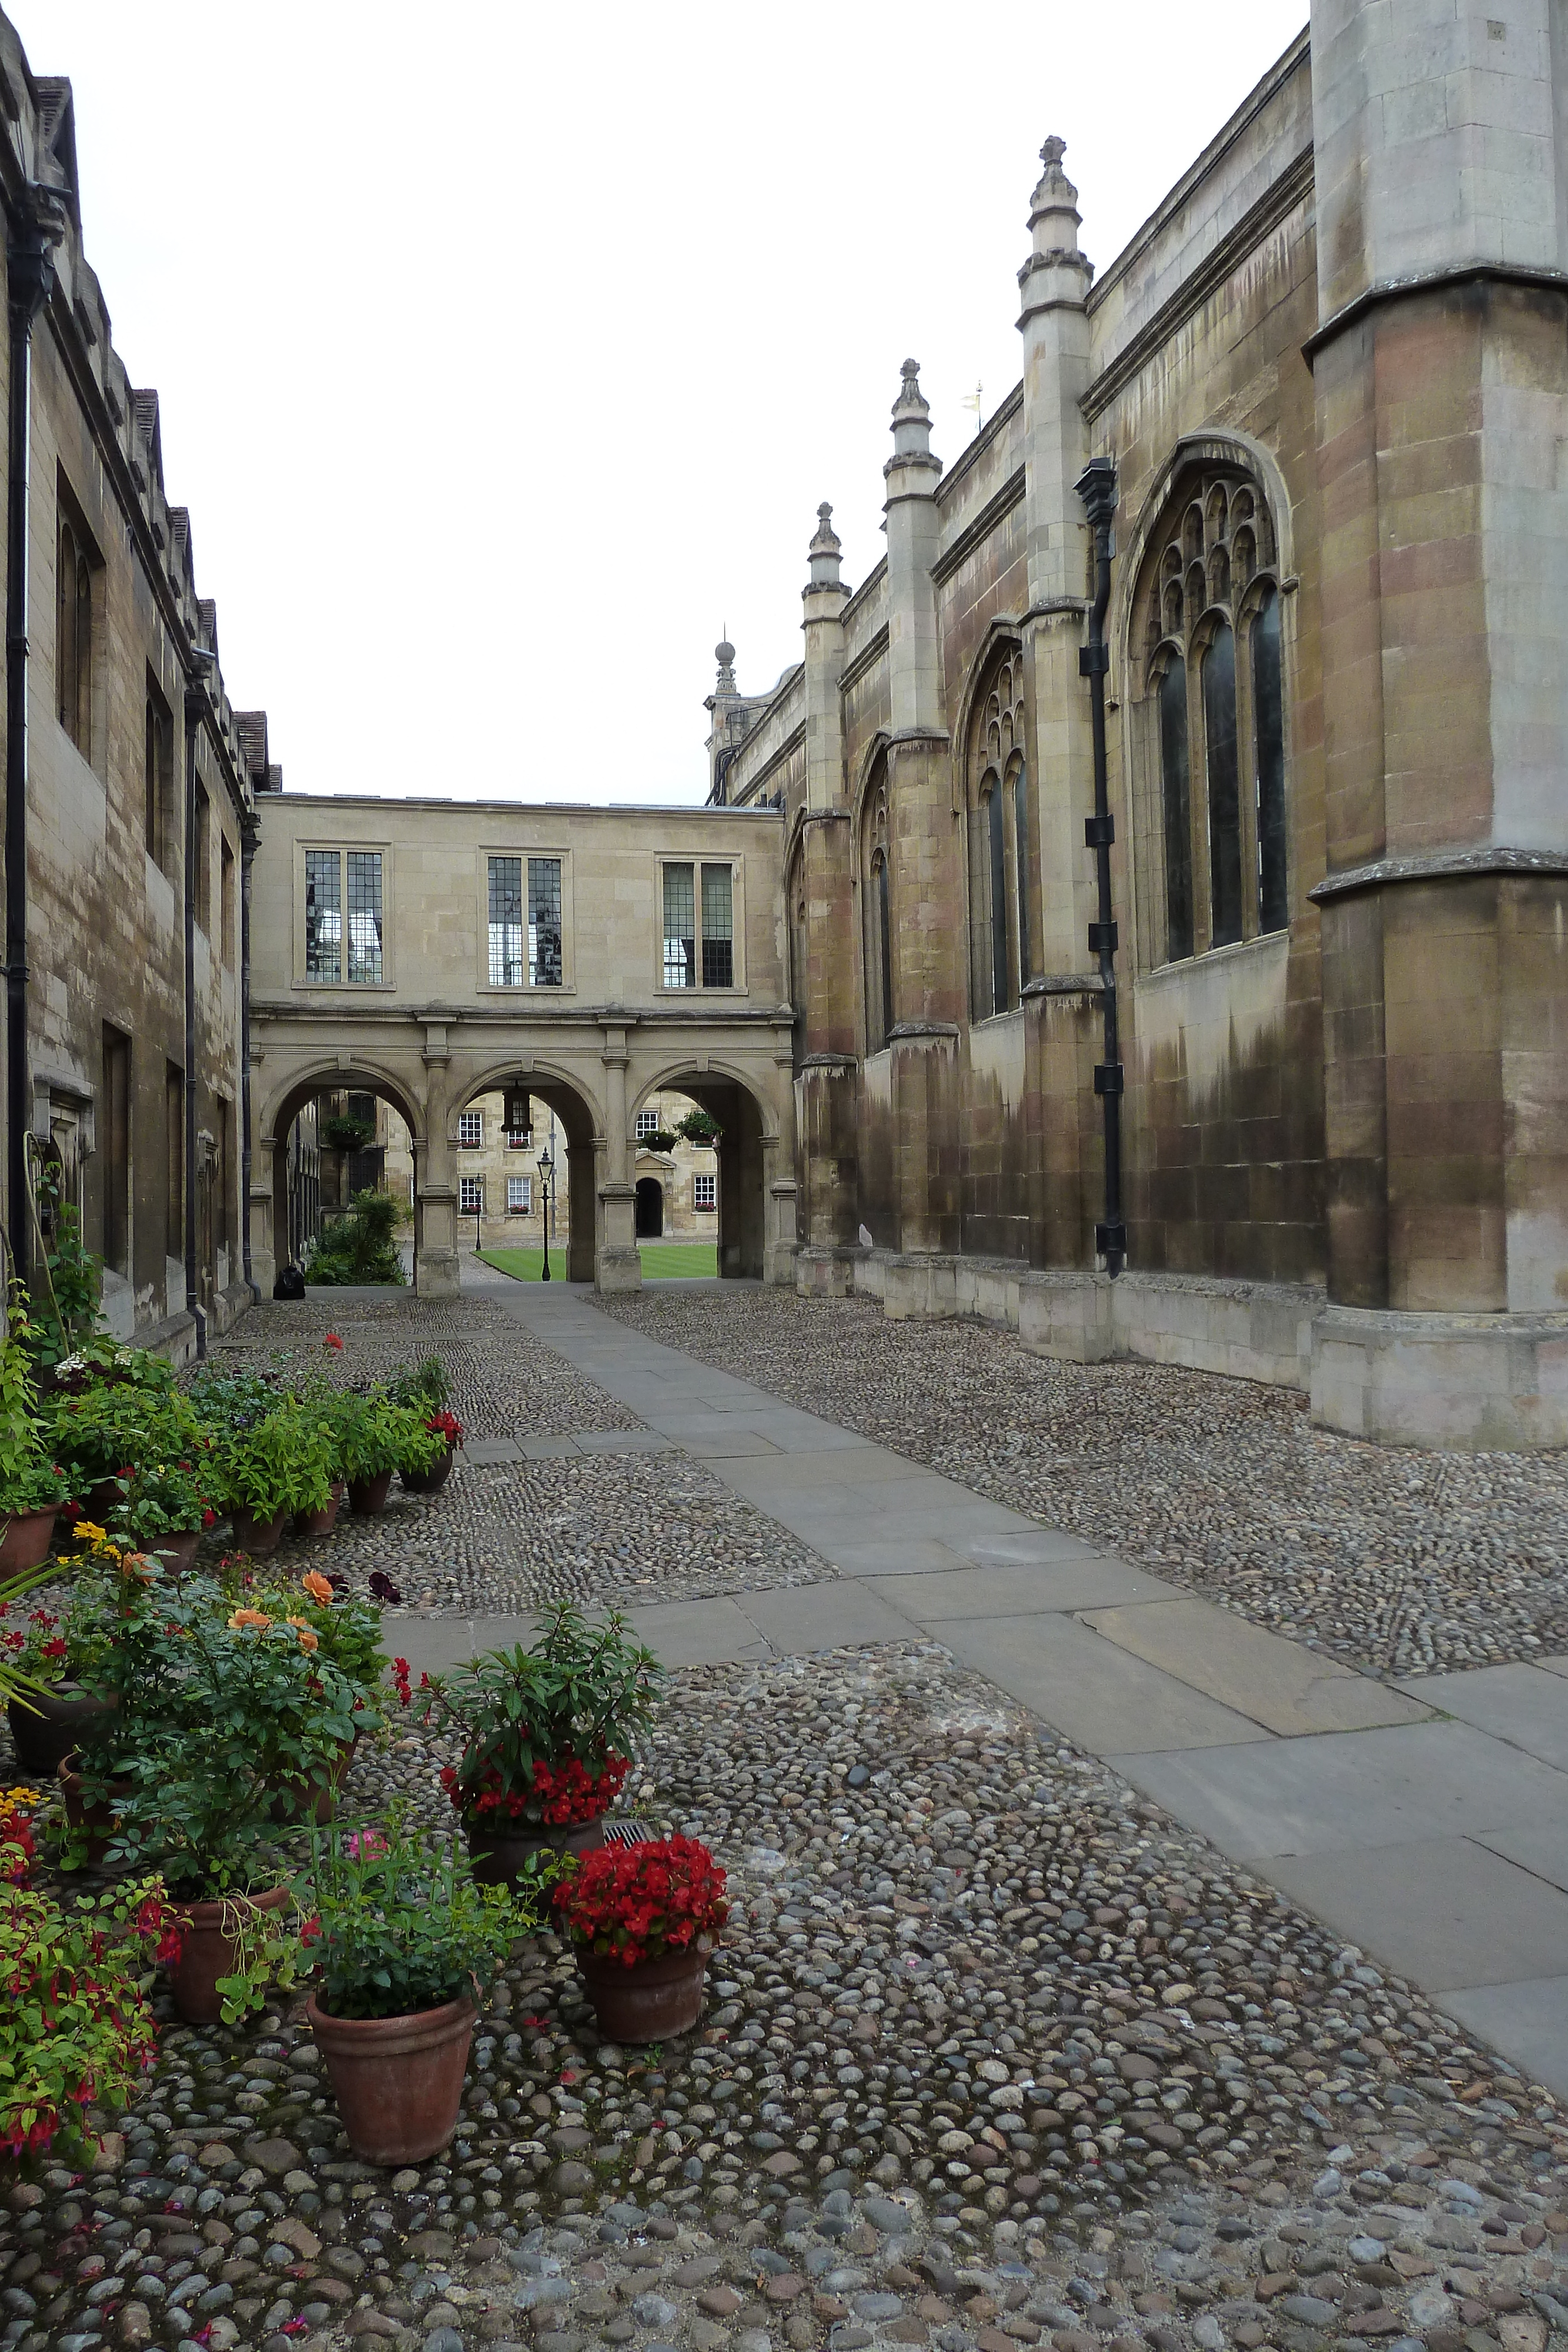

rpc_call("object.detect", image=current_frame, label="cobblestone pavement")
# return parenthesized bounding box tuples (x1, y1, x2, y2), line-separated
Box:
(597, 1290, 1568, 1682)
(6, 1294, 1568, 2352)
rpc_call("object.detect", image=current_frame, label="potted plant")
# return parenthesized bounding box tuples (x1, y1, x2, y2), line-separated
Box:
(223, 1564, 394, 1820)
(213, 1399, 336, 1552)
(49, 1383, 202, 1520)
(404, 1406, 462, 1495)
(1, 1566, 119, 1774)
(422, 1605, 661, 1887)
(1, 1870, 180, 2160)
(0, 1302, 75, 1569)
(555, 1834, 728, 2043)
(389, 1359, 462, 1493)
(333, 1390, 444, 1515)
(105, 1450, 218, 1573)
(63, 1559, 362, 2021)
(297, 1805, 546, 2163)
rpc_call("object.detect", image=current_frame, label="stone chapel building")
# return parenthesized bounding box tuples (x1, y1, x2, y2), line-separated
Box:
(706, 1, 1568, 1451)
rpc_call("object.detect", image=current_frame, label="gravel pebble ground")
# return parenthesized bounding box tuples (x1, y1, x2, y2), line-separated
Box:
(5, 1645, 1568, 2352)
(598, 1290, 1568, 1681)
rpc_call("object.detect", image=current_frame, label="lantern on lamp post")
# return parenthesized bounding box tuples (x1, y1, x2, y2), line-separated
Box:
(537, 1145, 554, 1283)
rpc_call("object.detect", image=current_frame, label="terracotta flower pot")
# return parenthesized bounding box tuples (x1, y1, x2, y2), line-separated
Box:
(58, 1752, 135, 1870)
(151, 1528, 201, 1576)
(230, 1505, 289, 1556)
(7, 1685, 115, 1778)
(576, 1942, 709, 2043)
(347, 1469, 394, 1516)
(307, 1990, 475, 2164)
(169, 1885, 290, 2025)
(400, 1441, 456, 1497)
(461, 1811, 602, 1890)
(0, 1507, 58, 1573)
(296, 1482, 345, 1537)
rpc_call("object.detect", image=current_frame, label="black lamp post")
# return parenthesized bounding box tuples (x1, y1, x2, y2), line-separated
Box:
(1075, 454, 1126, 1279)
(537, 1145, 554, 1282)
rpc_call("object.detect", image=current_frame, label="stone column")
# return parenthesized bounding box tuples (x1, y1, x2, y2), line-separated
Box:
(1017, 134, 1103, 1274)
(882, 363, 961, 1264)
(414, 1024, 459, 1298)
(596, 1020, 641, 1291)
(1306, 0, 1568, 1444)
(795, 503, 862, 1292)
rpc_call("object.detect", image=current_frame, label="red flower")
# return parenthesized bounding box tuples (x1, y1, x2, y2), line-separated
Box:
(201, 1509, 216, 1528)
(300, 1915, 322, 1947)
(447, 1751, 630, 1828)
(554, 1835, 728, 1968)
(323, 1332, 344, 1351)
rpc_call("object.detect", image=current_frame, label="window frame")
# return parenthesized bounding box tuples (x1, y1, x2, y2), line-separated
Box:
(459, 1175, 483, 1216)
(1132, 463, 1289, 971)
(693, 1172, 717, 1211)
(655, 855, 744, 994)
(296, 841, 393, 988)
(457, 1111, 484, 1149)
(56, 485, 101, 767)
(635, 1109, 661, 1140)
(965, 649, 1029, 1023)
(506, 1174, 532, 1214)
(476, 846, 573, 993)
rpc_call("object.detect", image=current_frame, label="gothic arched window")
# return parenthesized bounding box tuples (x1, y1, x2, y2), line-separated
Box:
(967, 649, 1028, 1018)
(1133, 463, 1288, 967)
(862, 769, 894, 1053)
(57, 512, 93, 757)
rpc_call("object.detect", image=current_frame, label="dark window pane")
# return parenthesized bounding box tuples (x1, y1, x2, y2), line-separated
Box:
(988, 786, 1008, 1014)
(528, 856, 563, 986)
(1013, 767, 1031, 985)
(663, 863, 695, 988)
(305, 850, 342, 982)
(1253, 586, 1287, 933)
(346, 851, 383, 983)
(701, 864, 734, 987)
(877, 853, 893, 1045)
(1159, 657, 1193, 962)
(1203, 622, 1242, 948)
(488, 854, 524, 985)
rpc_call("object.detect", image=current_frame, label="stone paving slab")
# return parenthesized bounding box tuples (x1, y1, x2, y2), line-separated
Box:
(944, 1609, 1270, 1752)
(626, 1592, 772, 1666)
(737, 1577, 911, 1655)
(1440, 1973, 1568, 2102)
(1475, 1815, 1568, 1894)
(460, 1434, 522, 1464)
(664, 1426, 783, 1456)
(1262, 1833, 1568, 1990)
(1105, 1718, 1568, 1859)
(1396, 1657, 1568, 1768)
(515, 1432, 585, 1458)
(1081, 1592, 1433, 1735)
(868, 1556, 1178, 1616)
(570, 1428, 677, 1454)
(718, 1440, 934, 1489)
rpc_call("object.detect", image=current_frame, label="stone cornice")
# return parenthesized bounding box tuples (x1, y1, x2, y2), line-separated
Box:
(931, 467, 1027, 589)
(1303, 260, 1568, 363)
(1309, 844, 1568, 903)
(1083, 143, 1315, 425)
(1022, 971, 1105, 997)
(838, 624, 888, 696)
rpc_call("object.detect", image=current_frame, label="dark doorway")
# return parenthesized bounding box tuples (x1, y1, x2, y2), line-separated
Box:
(635, 1177, 664, 1238)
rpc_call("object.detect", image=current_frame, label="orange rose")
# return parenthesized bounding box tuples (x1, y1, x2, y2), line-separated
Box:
(286, 1616, 319, 1653)
(228, 1607, 273, 1631)
(300, 1571, 333, 1605)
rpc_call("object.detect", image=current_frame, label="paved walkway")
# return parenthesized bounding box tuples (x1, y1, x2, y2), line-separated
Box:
(403, 1273, 1568, 2103)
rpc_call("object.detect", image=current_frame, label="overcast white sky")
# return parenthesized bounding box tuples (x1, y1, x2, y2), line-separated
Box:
(18, 1, 1308, 805)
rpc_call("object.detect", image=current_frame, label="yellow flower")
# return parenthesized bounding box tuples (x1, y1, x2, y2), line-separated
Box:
(228, 1607, 274, 1631)
(286, 1616, 319, 1653)
(300, 1572, 333, 1606)
(71, 1520, 107, 1545)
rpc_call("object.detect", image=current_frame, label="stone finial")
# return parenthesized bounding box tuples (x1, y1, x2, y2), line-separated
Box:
(1021, 129, 1093, 306)
(715, 636, 737, 693)
(806, 502, 847, 597)
(893, 357, 930, 419)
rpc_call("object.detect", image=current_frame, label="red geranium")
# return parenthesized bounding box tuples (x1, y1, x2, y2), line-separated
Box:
(440, 1750, 629, 1828)
(426, 1408, 463, 1446)
(554, 1834, 728, 1968)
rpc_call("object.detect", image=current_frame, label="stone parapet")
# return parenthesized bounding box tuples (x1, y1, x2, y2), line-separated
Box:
(1310, 1304, 1568, 1451)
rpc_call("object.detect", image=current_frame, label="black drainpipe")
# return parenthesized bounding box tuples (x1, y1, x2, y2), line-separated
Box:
(182, 687, 206, 1359)
(4, 201, 58, 1292)
(1075, 456, 1125, 1278)
(239, 808, 258, 1301)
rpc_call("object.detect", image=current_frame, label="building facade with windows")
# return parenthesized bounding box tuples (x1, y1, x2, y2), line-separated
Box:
(0, 20, 264, 1356)
(706, 3, 1568, 1449)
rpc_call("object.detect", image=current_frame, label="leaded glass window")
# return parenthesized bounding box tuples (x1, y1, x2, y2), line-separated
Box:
(528, 857, 563, 987)
(967, 650, 1028, 1018)
(488, 855, 524, 986)
(346, 851, 383, 984)
(664, 863, 696, 988)
(701, 864, 734, 988)
(305, 850, 342, 982)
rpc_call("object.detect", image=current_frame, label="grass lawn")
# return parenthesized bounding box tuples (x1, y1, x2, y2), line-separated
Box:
(477, 1241, 718, 1282)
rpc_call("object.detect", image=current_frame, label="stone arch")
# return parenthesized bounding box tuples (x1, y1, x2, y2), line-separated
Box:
(256, 1055, 427, 1295)
(629, 1057, 786, 1281)
(447, 1057, 604, 1285)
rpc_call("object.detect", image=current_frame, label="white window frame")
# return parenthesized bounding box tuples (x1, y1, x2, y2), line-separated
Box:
(459, 1175, 483, 1215)
(457, 1111, 483, 1149)
(506, 1126, 531, 1150)
(507, 1175, 532, 1214)
(693, 1172, 717, 1210)
(636, 1109, 661, 1140)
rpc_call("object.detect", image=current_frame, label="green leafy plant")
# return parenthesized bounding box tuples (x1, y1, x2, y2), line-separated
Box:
(0, 1559, 80, 1712)
(48, 1337, 177, 1399)
(387, 1355, 452, 1413)
(303, 1190, 407, 1287)
(637, 1128, 679, 1154)
(27, 1166, 105, 1372)
(330, 1391, 444, 1482)
(183, 1362, 281, 1434)
(106, 1449, 218, 1549)
(47, 1383, 202, 1491)
(674, 1108, 723, 1147)
(215, 1400, 336, 1522)
(297, 1805, 549, 2020)
(0, 1559, 121, 1690)
(321, 1113, 376, 1154)
(1, 1873, 179, 2159)
(423, 1604, 661, 1827)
